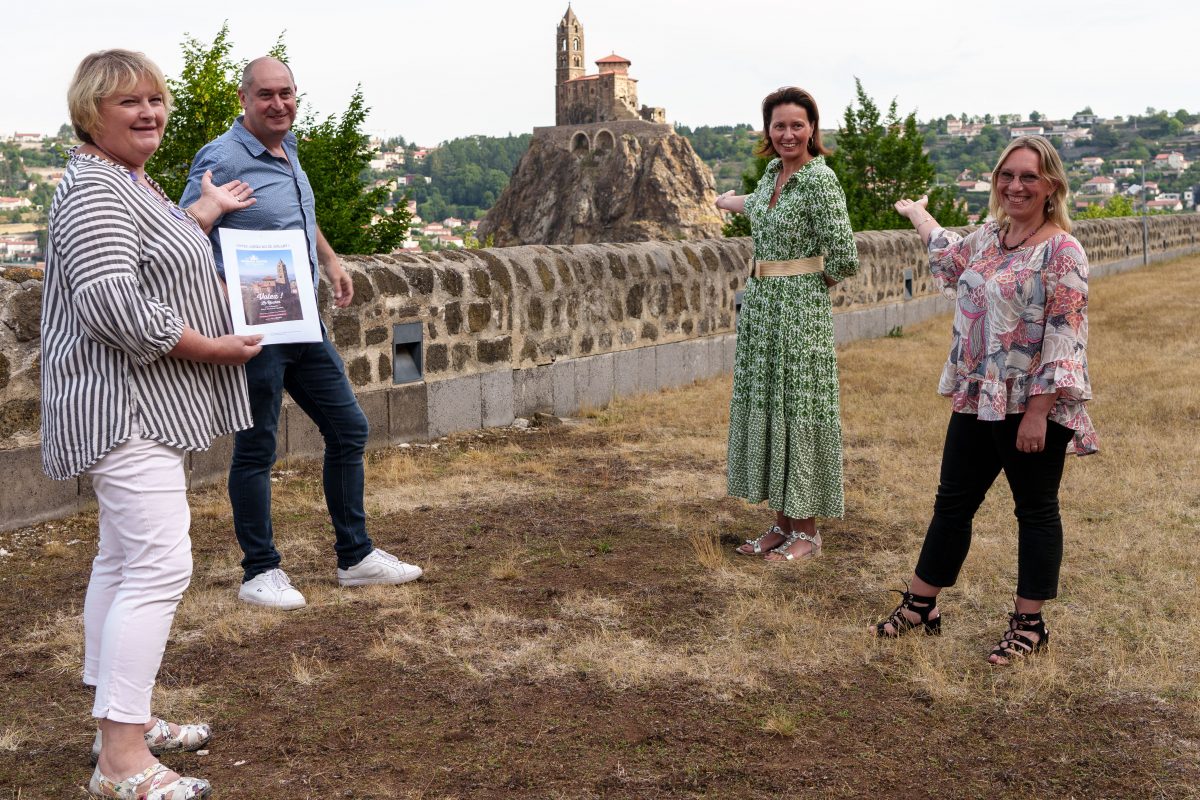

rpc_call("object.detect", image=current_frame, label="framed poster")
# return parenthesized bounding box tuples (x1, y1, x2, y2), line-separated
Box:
(217, 228, 321, 345)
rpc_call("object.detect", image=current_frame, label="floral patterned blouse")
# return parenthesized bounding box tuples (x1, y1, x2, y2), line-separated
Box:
(928, 222, 1097, 455)
(744, 156, 859, 281)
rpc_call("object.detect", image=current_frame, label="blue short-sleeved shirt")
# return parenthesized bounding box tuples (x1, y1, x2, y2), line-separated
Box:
(181, 117, 320, 286)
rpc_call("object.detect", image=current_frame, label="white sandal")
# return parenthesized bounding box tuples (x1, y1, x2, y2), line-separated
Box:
(88, 762, 211, 799)
(764, 530, 822, 561)
(736, 525, 787, 556)
(91, 719, 211, 764)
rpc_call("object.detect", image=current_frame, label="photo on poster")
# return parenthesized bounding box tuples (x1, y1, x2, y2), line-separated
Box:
(237, 249, 304, 325)
(217, 228, 321, 345)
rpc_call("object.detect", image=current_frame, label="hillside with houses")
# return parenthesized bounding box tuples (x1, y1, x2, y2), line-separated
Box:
(3, 105, 1200, 266)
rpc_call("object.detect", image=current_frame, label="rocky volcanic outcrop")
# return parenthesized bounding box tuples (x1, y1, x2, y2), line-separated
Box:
(479, 130, 723, 246)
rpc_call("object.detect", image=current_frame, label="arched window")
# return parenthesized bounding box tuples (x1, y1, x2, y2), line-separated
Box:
(573, 56, 580, 67)
(573, 37, 580, 51)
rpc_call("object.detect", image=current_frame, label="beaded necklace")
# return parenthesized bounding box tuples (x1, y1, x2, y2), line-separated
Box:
(998, 219, 1047, 253)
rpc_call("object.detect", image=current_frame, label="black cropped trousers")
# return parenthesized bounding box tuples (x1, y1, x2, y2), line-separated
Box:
(914, 412, 1076, 601)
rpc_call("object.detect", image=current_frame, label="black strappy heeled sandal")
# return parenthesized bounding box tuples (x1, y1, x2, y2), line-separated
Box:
(989, 608, 1049, 665)
(871, 584, 942, 637)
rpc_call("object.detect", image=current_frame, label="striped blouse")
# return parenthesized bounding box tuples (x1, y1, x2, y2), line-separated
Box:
(40, 153, 252, 480)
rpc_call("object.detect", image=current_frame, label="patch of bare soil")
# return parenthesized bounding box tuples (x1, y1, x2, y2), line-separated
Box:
(3, 255, 1200, 799)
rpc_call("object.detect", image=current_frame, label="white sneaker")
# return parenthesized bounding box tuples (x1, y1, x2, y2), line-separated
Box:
(238, 568, 307, 610)
(337, 548, 423, 587)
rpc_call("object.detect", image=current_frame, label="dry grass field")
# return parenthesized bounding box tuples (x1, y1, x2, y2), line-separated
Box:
(1, 255, 1198, 799)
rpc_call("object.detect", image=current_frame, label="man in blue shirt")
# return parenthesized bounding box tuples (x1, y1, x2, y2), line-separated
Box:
(183, 57, 421, 610)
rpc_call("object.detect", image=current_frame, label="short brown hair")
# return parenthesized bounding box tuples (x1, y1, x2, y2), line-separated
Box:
(988, 135, 1073, 233)
(67, 50, 172, 144)
(754, 86, 830, 159)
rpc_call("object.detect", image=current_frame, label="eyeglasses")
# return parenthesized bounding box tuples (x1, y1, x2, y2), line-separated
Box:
(996, 170, 1042, 186)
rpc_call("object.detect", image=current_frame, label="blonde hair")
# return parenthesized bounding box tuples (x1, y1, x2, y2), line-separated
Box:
(67, 50, 172, 144)
(988, 135, 1072, 233)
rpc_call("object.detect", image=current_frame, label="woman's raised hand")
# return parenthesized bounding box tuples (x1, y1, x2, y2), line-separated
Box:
(715, 190, 736, 212)
(894, 195, 929, 222)
(897, 196, 931, 225)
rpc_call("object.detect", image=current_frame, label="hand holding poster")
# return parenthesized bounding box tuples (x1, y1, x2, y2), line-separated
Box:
(218, 228, 322, 345)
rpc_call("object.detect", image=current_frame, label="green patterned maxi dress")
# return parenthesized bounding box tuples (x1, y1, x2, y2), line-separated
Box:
(727, 155, 859, 519)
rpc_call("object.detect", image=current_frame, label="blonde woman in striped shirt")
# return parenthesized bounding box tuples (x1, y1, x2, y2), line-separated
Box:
(43, 50, 260, 799)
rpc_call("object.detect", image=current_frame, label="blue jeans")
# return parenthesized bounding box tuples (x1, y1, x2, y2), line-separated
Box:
(229, 336, 373, 581)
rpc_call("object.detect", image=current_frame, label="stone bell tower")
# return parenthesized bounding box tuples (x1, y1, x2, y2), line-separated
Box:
(556, 6, 585, 125)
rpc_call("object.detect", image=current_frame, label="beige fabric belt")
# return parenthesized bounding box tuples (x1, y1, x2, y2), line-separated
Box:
(751, 255, 825, 278)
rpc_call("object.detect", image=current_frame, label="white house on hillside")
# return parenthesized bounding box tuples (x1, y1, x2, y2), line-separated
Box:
(1082, 176, 1115, 195)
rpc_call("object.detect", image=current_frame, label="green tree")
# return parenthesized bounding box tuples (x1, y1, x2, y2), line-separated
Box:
(148, 24, 245, 201)
(1077, 194, 1134, 219)
(1090, 124, 1121, 148)
(296, 87, 409, 254)
(721, 155, 770, 237)
(1029, 110, 1042, 123)
(828, 79, 966, 231)
(149, 25, 406, 252)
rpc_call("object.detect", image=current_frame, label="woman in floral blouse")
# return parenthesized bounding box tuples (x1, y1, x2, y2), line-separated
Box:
(871, 135, 1096, 665)
(716, 86, 859, 562)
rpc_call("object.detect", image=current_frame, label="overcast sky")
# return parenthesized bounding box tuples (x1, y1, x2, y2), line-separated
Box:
(7, 1, 1197, 145)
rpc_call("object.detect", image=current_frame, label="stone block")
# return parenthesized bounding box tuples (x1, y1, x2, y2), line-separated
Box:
(388, 382, 429, 444)
(0, 445, 85, 532)
(481, 370, 515, 428)
(681, 339, 708, 382)
(513, 366, 553, 417)
(655, 341, 692, 390)
(613, 349, 640, 399)
(283, 402, 325, 462)
(722, 334, 736, 374)
(832, 311, 857, 346)
(550, 360, 577, 417)
(187, 433, 235, 491)
(574, 352, 614, 411)
(614, 347, 662, 400)
(427, 374, 482, 438)
(704, 335, 726, 378)
(359, 390, 391, 453)
(637, 346, 658, 393)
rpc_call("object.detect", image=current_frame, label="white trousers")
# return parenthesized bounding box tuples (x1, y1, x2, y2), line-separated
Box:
(83, 422, 192, 723)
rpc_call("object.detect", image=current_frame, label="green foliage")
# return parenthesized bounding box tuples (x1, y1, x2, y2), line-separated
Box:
(1076, 194, 1135, 219)
(147, 25, 406, 252)
(721, 155, 770, 237)
(148, 24, 244, 201)
(0, 147, 27, 193)
(463, 230, 494, 249)
(297, 87, 410, 254)
(828, 79, 967, 231)
(404, 134, 531, 221)
(675, 123, 757, 161)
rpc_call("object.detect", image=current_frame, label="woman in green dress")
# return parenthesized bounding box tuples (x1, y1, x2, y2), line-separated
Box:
(716, 86, 859, 562)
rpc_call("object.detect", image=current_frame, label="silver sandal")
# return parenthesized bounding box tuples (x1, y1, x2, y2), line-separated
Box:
(766, 530, 822, 561)
(736, 525, 786, 556)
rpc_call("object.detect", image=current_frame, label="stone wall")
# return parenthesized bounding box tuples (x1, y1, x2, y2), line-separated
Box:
(3, 214, 1199, 530)
(533, 120, 673, 152)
